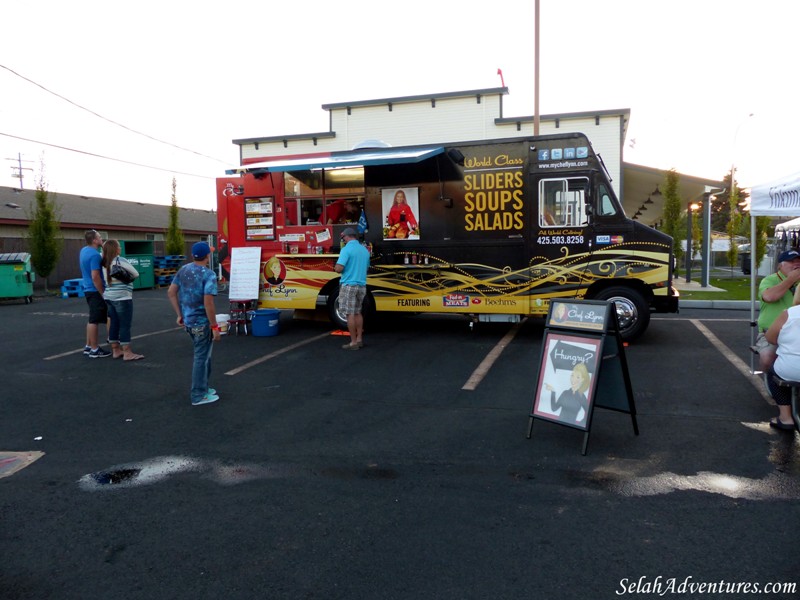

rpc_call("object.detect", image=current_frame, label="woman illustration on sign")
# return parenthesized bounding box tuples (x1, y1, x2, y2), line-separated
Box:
(386, 189, 418, 239)
(265, 256, 285, 286)
(544, 362, 590, 424)
(552, 302, 568, 323)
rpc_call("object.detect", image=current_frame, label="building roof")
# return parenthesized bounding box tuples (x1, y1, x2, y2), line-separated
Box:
(0, 186, 216, 234)
(622, 163, 724, 227)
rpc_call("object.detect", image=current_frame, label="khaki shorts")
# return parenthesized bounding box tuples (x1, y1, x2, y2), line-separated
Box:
(338, 285, 366, 315)
(754, 332, 776, 355)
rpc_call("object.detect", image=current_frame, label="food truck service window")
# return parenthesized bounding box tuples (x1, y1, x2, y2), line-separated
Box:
(323, 168, 365, 225)
(539, 177, 589, 228)
(285, 171, 323, 226)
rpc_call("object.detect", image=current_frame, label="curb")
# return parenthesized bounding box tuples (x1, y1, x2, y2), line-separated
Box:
(680, 300, 752, 310)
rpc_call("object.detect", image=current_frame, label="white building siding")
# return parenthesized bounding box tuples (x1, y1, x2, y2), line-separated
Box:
(329, 95, 503, 149)
(240, 137, 341, 161)
(493, 116, 623, 194)
(235, 89, 628, 196)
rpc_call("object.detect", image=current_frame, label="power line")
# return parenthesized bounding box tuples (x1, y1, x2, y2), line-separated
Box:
(0, 132, 214, 179)
(0, 63, 230, 165)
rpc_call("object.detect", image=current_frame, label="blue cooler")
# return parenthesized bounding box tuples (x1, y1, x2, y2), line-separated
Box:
(251, 309, 280, 337)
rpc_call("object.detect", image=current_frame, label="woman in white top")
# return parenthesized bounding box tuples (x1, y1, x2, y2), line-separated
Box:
(101, 240, 144, 360)
(764, 299, 800, 430)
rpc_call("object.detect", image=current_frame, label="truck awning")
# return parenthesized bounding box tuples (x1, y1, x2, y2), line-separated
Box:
(226, 146, 444, 175)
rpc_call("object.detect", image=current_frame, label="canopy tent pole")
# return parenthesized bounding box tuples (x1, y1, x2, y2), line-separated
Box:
(750, 214, 758, 375)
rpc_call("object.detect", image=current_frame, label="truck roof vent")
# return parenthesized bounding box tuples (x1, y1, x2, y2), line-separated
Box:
(352, 139, 391, 150)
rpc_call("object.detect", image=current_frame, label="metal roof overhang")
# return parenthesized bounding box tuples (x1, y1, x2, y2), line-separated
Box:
(226, 146, 445, 175)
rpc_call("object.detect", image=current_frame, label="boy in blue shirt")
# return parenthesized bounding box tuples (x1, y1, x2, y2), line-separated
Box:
(168, 242, 221, 405)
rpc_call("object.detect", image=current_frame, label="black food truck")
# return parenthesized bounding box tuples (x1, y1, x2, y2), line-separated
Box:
(216, 132, 678, 340)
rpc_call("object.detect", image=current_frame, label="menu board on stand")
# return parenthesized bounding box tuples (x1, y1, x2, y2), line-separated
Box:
(228, 247, 262, 302)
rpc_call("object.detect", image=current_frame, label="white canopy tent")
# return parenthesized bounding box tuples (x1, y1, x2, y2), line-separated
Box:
(748, 171, 800, 371)
(750, 171, 800, 217)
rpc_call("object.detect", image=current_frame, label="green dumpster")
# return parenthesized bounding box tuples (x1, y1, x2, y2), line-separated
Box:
(120, 241, 155, 289)
(0, 252, 35, 303)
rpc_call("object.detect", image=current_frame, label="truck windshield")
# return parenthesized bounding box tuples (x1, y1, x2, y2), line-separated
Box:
(597, 183, 618, 217)
(539, 177, 589, 227)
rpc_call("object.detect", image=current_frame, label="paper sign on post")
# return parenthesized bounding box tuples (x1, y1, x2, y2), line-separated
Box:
(228, 247, 261, 300)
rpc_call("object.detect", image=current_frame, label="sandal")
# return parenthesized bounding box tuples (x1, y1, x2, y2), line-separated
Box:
(769, 418, 795, 431)
(123, 353, 145, 361)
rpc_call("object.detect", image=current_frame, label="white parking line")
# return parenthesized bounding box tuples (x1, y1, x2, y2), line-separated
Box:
(225, 332, 331, 376)
(462, 319, 527, 391)
(689, 319, 772, 403)
(43, 327, 181, 361)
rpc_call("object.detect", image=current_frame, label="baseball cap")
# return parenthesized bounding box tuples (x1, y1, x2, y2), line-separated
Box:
(341, 227, 358, 239)
(778, 250, 800, 263)
(191, 242, 212, 259)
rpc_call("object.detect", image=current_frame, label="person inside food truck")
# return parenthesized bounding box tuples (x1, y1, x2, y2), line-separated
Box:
(326, 199, 360, 224)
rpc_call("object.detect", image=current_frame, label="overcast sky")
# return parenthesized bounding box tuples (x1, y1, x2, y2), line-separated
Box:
(1, 0, 796, 211)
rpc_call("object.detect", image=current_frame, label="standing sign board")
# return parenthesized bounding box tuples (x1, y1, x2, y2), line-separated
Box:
(527, 300, 638, 455)
(228, 247, 262, 300)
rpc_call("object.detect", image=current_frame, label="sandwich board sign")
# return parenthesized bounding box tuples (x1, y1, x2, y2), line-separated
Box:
(527, 299, 638, 455)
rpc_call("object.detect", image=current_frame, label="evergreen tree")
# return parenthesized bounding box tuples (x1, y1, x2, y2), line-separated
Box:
(740, 202, 772, 271)
(165, 177, 185, 256)
(726, 167, 743, 272)
(26, 170, 62, 293)
(691, 206, 702, 260)
(754, 215, 772, 268)
(661, 169, 683, 270)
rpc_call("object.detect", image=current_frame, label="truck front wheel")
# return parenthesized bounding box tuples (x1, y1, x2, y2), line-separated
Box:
(592, 287, 650, 341)
(327, 286, 375, 330)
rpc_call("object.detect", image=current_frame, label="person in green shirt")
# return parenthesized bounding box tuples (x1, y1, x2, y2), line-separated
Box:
(755, 249, 800, 371)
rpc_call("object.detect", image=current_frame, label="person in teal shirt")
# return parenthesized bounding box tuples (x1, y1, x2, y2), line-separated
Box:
(756, 249, 800, 371)
(334, 227, 370, 349)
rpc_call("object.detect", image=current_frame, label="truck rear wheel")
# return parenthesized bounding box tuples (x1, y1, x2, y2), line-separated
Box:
(592, 287, 650, 341)
(327, 286, 375, 330)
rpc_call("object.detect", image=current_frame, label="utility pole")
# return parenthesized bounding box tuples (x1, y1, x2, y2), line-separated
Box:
(5, 153, 34, 190)
(533, 0, 540, 136)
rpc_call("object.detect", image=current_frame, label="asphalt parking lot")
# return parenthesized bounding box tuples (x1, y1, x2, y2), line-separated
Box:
(1, 289, 798, 600)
